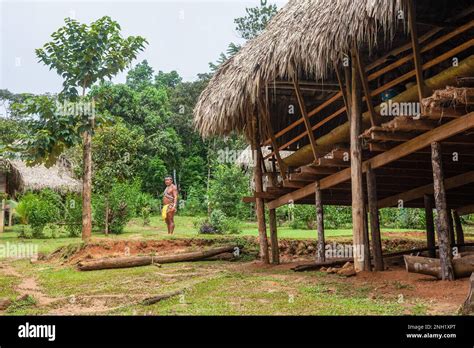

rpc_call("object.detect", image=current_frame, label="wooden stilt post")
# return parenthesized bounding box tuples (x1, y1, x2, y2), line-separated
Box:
(350, 48, 368, 272)
(269, 209, 280, 265)
(363, 204, 371, 271)
(366, 165, 384, 271)
(453, 210, 465, 251)
(8, 208, 13, 227)
(252, 114, 270, 264)
(315, 181, 325, 262)
(448, 208, 456, 248)
(423, 194, 436, 258)
(431, 142, 454, 280)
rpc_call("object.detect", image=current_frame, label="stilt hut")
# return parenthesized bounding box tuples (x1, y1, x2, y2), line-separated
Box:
(194, 0, 474, 279)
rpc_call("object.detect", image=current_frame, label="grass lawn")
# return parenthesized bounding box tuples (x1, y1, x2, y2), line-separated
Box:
(0, 215, 471, 316)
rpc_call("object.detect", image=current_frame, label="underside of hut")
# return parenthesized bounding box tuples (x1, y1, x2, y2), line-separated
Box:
(194, 0, 474, 280)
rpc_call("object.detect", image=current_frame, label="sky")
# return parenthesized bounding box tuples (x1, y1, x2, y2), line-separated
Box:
(0, 0, 286, 94)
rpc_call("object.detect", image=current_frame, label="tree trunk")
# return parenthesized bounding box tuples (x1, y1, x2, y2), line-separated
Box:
(350, 49, 367, 272)
(104, 198, 109, 235)
(0, 199, 5, 233)
(404, 254, 474, 279)
(78, 245, 239, 271)
(448, 208, 456, 247)
(82, 130, 93, 241)
(269, 209, 280, 265)
(366, 165, 384, 271)
(431, 142, 455, 280)
(424, 194, 436, 258)
(315, 181, 325, 262)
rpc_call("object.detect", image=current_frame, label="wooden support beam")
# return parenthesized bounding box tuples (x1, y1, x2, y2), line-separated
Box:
(299, 166, 339, 175)
(431, 141, 455, 280)
(315, 181, 325, 262)
(334, 63, 350, 122)
(366, 165, 384, 271)
(293, 77, 319, 161)
(269, 209, 280, 265)
(252, 115, 270, 264)
(267, 112, 474, 209)
(263, 86, 287, 180)
(424, 194, 436, 258)
(350, 49, 368, 272)
(407, 0, 428, 103)
(355, 49, 381, 127)
(453, 210, 465, 251)
(378, 171, 474, 208)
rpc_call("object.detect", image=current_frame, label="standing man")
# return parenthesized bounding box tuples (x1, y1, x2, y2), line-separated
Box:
(162, 176, 178, 235)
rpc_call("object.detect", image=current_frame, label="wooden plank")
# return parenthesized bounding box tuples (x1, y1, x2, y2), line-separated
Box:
(293, 77, 319, 160)
(431, 141, 455, 280)
(378, 171, 474, 208)
(267, 112, 474, 209)
(424, 194, 436, 258)
(315, 181, 325, 262)
(299, 166, 339, 175)
(370, 131, 416, 142)
(269, 209, 280, 265)
(366, 165, 384, 271)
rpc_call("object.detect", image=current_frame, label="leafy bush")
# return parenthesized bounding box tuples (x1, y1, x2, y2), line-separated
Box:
(93, 181, 141, 234)
(135, 192, 159, 226)
(16, 190, 61, 238)
(380, 208, 425, 229)
(181, 185, 207, 216)
(197, 209, 242, 234)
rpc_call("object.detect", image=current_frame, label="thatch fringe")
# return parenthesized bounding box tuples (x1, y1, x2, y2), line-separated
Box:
(194, 0, 407, 138)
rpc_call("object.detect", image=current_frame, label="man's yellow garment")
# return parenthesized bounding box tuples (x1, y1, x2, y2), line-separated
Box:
(162, 204, 169, 220)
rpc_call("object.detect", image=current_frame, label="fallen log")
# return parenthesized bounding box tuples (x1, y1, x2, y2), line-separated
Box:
(142, 289, 184, 306)
(77, 245, 240, 271)
(292, 258, 352, 272)
(404, 255, 474, 279)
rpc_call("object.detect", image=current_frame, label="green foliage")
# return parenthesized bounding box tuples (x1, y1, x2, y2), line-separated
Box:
(16, 190, 62, 238)
(380, 208, 425, 229)
(234, 3, 278, 40)
(197, 209, 241, 235)
(93, 181, 141, 234)
(181, 185, 207, 216)
(324, 206, 353, 230)
(155, 70, 182, 89)
(126, 60, 154, 90)
(64, 193, 82, 237)
(208, 164, 250, 219)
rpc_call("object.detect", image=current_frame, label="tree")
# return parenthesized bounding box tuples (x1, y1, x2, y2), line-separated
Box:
(126, 60, 154, 90)
(209, 2, 278, 71)
(155, 70, 182, 90)
(16, 16, 147, 241)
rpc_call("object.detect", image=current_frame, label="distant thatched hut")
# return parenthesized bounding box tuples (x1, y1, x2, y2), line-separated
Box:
(0, 159, 81, 198)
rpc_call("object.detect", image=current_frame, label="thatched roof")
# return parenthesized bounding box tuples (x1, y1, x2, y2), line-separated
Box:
(7, 160, 81, 194)
(194, 0, 407, 138)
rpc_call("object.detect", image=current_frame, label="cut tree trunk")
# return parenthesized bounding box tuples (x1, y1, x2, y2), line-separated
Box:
(77, 245, 240, 271)
(404, 254, 474, 279)
(142, 289, 184, 306)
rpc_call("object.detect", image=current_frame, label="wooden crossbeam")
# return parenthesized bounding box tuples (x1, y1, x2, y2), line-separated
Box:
(377, 171, 474, 208)
(267, 112, 474, 209)
(293, 77, 319, 160)
(299, 166, 339, 175)
(456, 204, 474, 216)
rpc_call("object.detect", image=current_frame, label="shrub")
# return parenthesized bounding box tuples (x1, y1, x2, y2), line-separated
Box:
(197, 209, 242, 235)
(16, 190, 61, 238)
(93, 181, 141, 234)
(181, 185, 207, 216)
